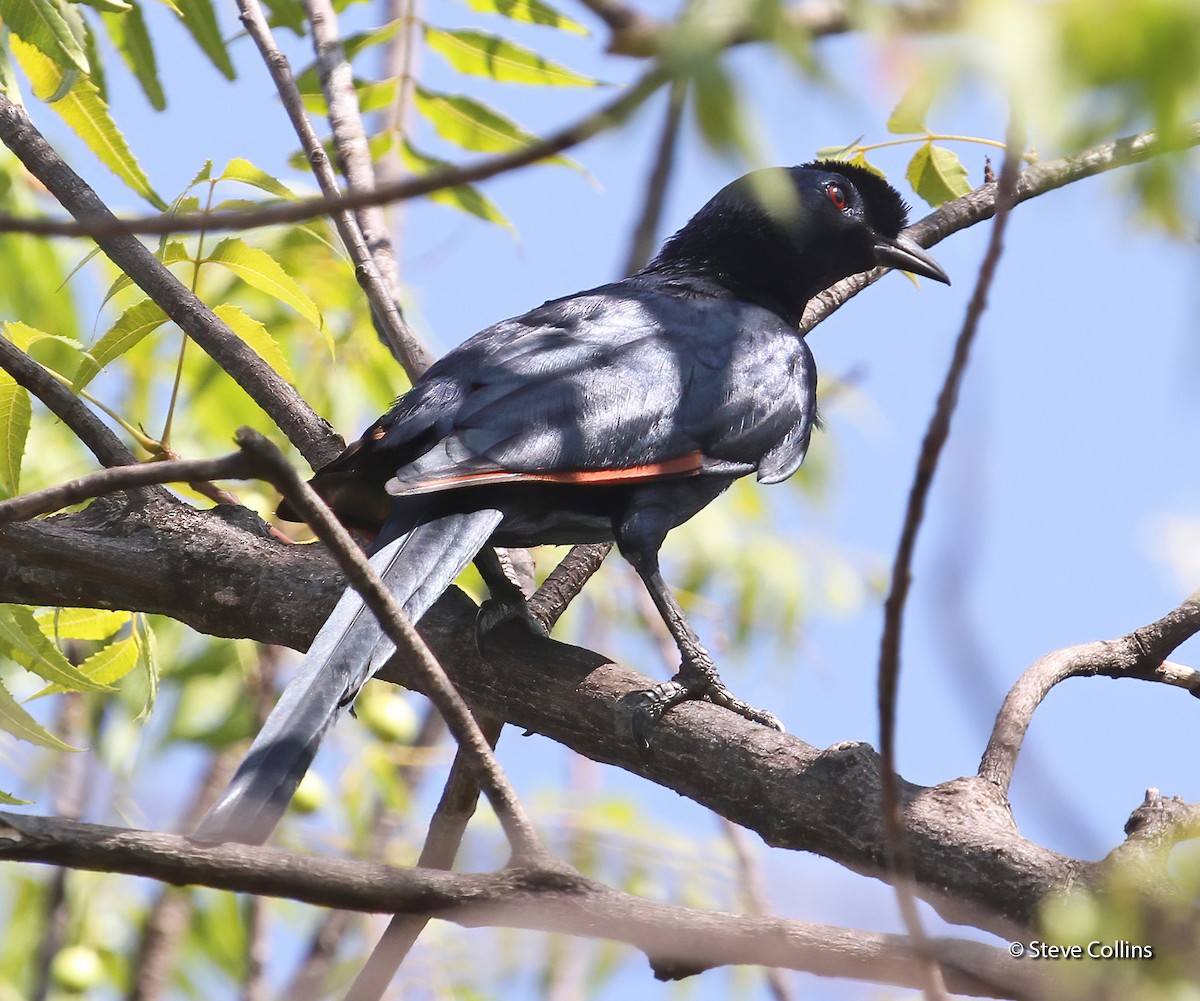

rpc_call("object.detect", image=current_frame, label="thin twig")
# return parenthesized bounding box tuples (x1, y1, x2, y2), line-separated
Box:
(0, 68, 671, 240)
(719, 818, 796, 1001)
(622, 79, 688, 276)
(232, 428, 544, 861)
(0, 451, 260, 525)
(0, 811, 1037, 999)
(876, 116, 1025, 1001)
(0, 95, 341, 469)
(344, 714, 505, 1001)
(980, 589, 1200, 795)
(237, 0, 431, 377)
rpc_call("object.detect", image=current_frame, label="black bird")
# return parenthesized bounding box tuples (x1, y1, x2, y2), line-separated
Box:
(192, 161, 949, 846)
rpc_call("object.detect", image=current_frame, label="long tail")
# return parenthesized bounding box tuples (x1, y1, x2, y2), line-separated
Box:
(190, 509, 504, 846)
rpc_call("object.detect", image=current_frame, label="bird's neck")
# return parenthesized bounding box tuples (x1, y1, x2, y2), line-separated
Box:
(641, 207, 831, 328)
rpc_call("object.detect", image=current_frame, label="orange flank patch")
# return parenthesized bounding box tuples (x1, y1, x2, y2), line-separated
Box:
(391, 452, 705, 496)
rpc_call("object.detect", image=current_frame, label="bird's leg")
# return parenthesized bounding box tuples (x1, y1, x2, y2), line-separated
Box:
(474, 547, 547, 651)
(628, 552, 783, 747)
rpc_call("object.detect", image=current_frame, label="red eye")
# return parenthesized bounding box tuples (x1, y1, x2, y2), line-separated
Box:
(827, 183, 848, 211)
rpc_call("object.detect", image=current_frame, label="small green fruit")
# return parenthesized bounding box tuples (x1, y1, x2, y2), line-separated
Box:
(50, 945, 103, 993)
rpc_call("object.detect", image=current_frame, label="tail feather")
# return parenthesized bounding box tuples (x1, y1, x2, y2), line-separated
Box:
(190, 509, 504, 846)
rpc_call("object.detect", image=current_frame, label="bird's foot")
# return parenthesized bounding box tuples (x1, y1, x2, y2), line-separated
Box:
(476, 596, 548, 657)
(630, 654, 783, 750)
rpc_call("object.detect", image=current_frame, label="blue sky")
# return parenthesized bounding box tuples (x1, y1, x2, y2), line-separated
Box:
(9, 3, 1200, 998)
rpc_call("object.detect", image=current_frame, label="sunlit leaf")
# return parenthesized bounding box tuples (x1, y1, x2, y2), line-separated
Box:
(76, 634, 138, 684)
(463, 0, 587, 35)
(101, 3, 164, 110)
(11, 36, 165, 207)
(413, 84, 563, 159)
(0, 0, 89, 74)
(0, 374, 31, 496)
(0, 606, 110, 691)
(204, 238, 327, 346)
(132, 613, 157, 717)
(906, 143, 971, 207)
(216, 157, 296, 200)
(80, 0, 133, 10)
(424, 27, 599, 87)
(0, 675, 77, 749)
(0, 39, 22, 101)
(400, 140, 515, 233)
(213, 303, 296, 381)
(173, 0, 234, 80)
(886, 76, 937, 135)
(74, 298, 168, 389)
(34, 607, 130, 642)
(300, 75, 397, 116)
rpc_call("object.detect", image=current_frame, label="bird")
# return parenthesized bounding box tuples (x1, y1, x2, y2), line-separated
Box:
(191, 160, 949, 846)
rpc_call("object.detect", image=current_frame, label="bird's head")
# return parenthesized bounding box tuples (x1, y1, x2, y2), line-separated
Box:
(645, 161, 949, 325)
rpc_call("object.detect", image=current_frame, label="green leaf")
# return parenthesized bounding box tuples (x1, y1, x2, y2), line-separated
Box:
(101, 3, 164, 110)
(78, 9, 106, 101)
(11, 37, 165, 207)
(76, 634, 138, 683)
(0, 0, 90, 74)
(814, 140, 860, 160)
(80, 0, 133, 12)
(906, 143, 972, 207)
(413, 84, 562, 157)
(463, 0, 587, 35)
(216, 157, 296, 200)
(0, 36, 22, 101)
(400, 140, 515, 233)
(300, 75, 397, 116)
(2, 320, 85, 355)
(173, 0, 234, 80)
(73, 297, 169, 390)
(102, 240, 190, 307)
(0, 606, 109, 691)
(213, 303, 295, 382)
(0, 675, 77, 749)
(34, 607, 130, 641)
(0, 374, 31, 497)
(886, 76, 937, 135)
(132, 613, 157, 717)
(0, 789, 31, 804)
(423, 26, 599, 87)
(204, 238, 328, 347)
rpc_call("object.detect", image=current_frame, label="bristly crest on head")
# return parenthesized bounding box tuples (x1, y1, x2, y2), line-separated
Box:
(804, 159, 912, 238)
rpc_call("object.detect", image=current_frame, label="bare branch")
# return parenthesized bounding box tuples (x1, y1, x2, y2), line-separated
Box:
(803, 121, 1200, 333)
(236, 0, 431, 376)
(0, 811, 1037, 998)
(0, 69, 670, 240)
(527, 543, 612, 632)
(0, 96, 341, 469)
(344, 714, 505, 1001)
(980, 589, 1200, 795)
(0, 449, 259, 525)
(876, 116, 1025, 1001)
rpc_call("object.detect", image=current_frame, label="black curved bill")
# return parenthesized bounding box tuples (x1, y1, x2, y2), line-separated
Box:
(873, 234, 951, 285)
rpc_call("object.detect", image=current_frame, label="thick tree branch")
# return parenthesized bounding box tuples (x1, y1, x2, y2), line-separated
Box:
(0, 96, 341, 469)
(2, 495, 1195, 930)
(0, 811, 1036, 998)
(979, 589, 1200, 795)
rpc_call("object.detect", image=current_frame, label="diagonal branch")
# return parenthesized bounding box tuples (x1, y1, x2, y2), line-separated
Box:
(236, 0, 431, 376)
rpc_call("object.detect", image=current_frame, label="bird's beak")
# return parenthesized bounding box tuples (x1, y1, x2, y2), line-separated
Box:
(873, 233, 951, 285)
